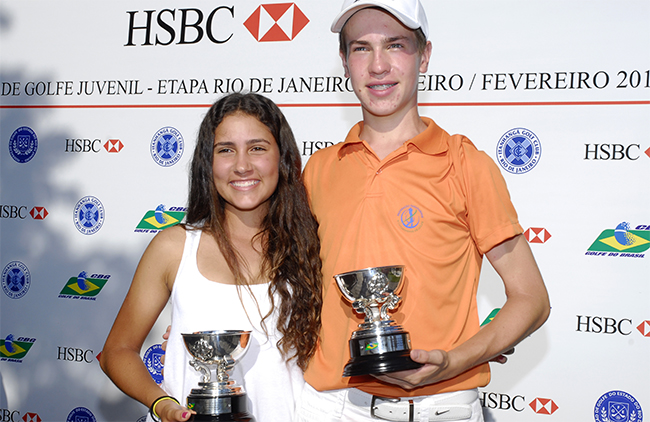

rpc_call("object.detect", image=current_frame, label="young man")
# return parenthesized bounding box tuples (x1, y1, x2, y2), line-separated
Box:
(297, 1, 550, 421)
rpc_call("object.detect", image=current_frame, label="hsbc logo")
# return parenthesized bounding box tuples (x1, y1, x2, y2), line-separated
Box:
(525, 227, 551, 244)
(575, 315, 650, 337)
(244, 3, 309, 42)
(22, 412, 42, 422)
(29, 207, 48, 220)
(1, 205, 47, 220)
(66, 138, 124, 153)
(104, 139, 124, 153)
(637, 320, 650, 337)
(529, 397, 559, 415)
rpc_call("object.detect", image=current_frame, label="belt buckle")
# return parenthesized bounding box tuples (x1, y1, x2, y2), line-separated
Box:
(370, 395, 400, 420)
(371, 395, 415, 421)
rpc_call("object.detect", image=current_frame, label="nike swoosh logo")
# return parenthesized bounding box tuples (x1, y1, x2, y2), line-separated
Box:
(435, 409, 450, 415)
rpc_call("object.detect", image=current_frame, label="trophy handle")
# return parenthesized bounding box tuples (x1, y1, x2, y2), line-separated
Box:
(353, 298, 377, 323)
(189, 358, 212, 383)
(216, 355, 236, 382)
(379, 293, 401, 320)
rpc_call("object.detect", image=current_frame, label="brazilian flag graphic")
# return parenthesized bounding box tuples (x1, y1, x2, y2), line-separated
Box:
(59, 272, 108, 297)
(136, 204, 186, 230)
(588, 222, 650, 253)
(1, 336, 35, 359)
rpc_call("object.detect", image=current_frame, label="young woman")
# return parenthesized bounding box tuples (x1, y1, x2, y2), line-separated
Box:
(100, 93, 322, 422)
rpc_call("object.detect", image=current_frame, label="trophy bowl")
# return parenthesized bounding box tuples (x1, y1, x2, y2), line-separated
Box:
(334, 265, 422, 377)
(182, 330, 255, 421)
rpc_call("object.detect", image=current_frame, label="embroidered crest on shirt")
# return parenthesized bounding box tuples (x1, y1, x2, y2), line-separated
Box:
(398, 205, 423, 232)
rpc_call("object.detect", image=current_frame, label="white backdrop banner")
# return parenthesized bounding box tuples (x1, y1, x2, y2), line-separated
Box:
(1, 1, 648, 421)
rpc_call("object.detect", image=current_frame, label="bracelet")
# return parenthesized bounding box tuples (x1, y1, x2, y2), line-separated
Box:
(149, 395, 180, 422)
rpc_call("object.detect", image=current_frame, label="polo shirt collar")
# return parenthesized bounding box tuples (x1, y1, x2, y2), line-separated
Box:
(336, 117, 448, 160)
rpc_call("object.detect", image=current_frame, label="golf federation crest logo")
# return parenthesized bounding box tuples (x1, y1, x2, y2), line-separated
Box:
(398, 205, 423, 232)
(151, 126, 184, 167)
(66, 407, 97, 422)
(496, 128, 541, 174)
(59, 271, 110, 300)
(73, 196, 105, 235)
(9, 126, 38, 163)
(2, 261, 31, 299)
(244, 3, 309, 42)
(143, 344, 165, 384)
(594, 390, 643, 422)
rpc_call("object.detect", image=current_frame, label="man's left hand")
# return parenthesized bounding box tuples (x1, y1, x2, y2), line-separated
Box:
(371, 349, 451, 390)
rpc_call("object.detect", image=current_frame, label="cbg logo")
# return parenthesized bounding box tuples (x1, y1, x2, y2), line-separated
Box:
(496, 128, 541, 174)
(244, 3, 309, 42)
(0, 334, 36, 363)
(58, 271, 110, 300)
(134, 204, 186, 233)
(586, 222, 650, 258)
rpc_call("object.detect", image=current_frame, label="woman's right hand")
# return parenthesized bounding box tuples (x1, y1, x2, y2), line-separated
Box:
(155, 397, 195, 422)
(160, 324, 171, 366)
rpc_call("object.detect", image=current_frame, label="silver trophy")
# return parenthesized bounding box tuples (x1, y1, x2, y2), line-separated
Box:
(335, 265, 422, 377)
(182, 330, 255, 421)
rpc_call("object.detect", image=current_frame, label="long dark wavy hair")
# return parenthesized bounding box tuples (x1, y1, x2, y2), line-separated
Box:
(185, 92, 322, 371)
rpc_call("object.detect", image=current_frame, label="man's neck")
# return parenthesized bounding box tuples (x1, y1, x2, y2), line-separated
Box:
(359, 107, 427, 160)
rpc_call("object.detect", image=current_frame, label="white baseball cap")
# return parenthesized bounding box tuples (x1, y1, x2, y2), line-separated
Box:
(331, 0, 429, 39)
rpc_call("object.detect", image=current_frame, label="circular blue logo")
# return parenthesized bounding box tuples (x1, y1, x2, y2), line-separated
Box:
(594, 390, 643, 422)
(398, 205, 423, 232)
(9, 126, 38, 163)
(66, 407, 97, 422)
(496, 127, 541, 174)
(150, 126, 184, 167)
(2, 261, 31, 299)
(143, 343, 165, 384)
(73, 196, 105, 235)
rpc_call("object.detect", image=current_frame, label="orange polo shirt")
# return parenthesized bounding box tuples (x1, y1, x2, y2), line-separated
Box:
(303, 118, 522, 398)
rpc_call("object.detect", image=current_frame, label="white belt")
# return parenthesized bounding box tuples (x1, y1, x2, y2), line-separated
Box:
(349, 388, 477, 422)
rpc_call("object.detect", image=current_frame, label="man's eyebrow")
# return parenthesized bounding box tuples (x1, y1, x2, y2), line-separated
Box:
(349, 35, 411, 46)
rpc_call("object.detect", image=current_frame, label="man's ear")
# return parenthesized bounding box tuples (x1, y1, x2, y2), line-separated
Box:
(419, 41, 433, 74)
(340, 50, 350, 78)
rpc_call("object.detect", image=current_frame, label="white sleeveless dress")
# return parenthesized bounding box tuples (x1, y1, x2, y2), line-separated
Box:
(159, 228, 304, 421)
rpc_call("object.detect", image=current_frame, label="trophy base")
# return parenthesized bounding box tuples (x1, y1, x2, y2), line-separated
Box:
(187, 393, 255, 422)
(189, 413, 255, 422)
(343, 350, 423, 377)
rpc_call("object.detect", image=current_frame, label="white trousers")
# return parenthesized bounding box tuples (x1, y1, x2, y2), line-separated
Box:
(296, 383, 484, 422)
